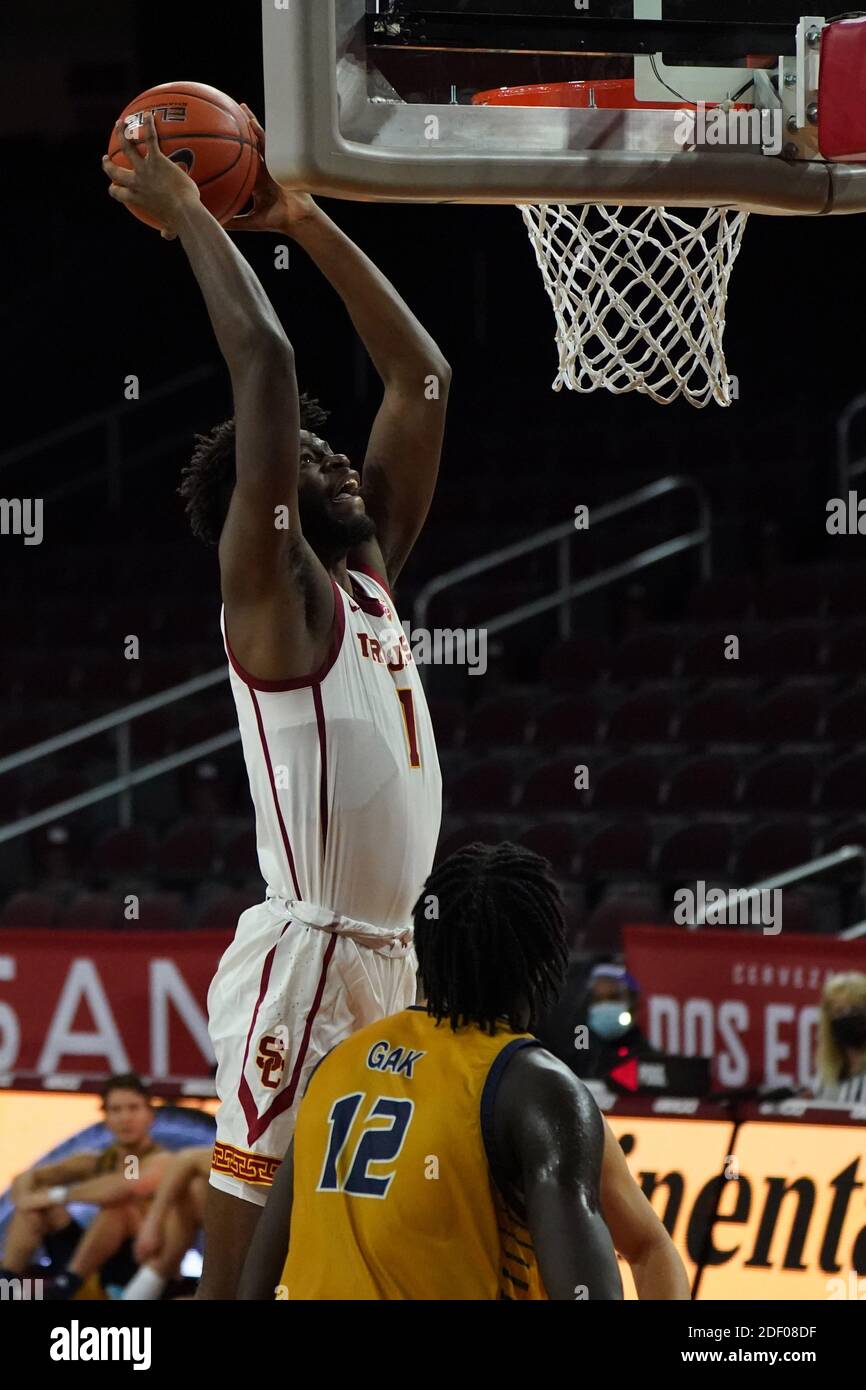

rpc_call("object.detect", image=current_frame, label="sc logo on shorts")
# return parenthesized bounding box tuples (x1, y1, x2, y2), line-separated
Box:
(256, 1026, 290, 1090)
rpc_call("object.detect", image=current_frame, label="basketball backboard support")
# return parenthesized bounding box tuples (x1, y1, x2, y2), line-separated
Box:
(261, 1, 866, 213)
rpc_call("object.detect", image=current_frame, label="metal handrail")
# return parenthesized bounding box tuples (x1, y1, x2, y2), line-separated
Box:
(836, 392, 866, 495)
(413, 474, 712, 641)
(1, 476, 710, 836)
(692, 845, 866, 928)
(0, 366, 219, 508)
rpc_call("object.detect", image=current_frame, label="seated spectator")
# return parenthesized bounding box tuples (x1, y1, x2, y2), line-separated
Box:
(814, 972, 866, 1105)
(124, 1146, 212, 1300)
(0, 1073, 170, 1299)
(540, 961, 663, 1083)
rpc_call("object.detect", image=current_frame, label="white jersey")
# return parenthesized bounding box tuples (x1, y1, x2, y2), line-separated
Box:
(221, 565, 441, 935)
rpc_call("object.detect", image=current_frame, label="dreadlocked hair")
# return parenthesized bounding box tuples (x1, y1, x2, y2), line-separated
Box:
(178, 393, 331, 546)
(412, 841, 568, 1034)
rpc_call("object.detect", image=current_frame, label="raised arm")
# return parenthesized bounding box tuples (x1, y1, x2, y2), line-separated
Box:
(229, 107, 451, 585)
(495, 1048, 624, 1301)
(103, 116, 333, 682)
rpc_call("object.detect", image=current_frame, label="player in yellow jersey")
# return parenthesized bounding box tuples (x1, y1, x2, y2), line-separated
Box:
(238, 843, 690, 1300)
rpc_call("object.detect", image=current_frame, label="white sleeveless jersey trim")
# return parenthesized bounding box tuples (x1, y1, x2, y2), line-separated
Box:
(221, 567, 441, 934)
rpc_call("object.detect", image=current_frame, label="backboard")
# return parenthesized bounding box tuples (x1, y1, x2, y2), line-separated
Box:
(261, 1, 866, 212)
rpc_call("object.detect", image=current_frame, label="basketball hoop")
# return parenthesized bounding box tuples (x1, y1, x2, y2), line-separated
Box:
(474, 81, 749, 408)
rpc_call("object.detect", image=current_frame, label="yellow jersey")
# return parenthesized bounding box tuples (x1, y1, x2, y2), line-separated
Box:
(282, 1006, 548, 1300)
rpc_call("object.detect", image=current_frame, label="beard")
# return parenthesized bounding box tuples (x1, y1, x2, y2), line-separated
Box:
(298, 490, 377, 567)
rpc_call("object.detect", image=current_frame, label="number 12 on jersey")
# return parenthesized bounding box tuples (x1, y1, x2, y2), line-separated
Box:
(318, 1093, 415, 1198)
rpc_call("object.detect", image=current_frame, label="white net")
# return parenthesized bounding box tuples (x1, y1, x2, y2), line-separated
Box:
(521, 203, 749, 408)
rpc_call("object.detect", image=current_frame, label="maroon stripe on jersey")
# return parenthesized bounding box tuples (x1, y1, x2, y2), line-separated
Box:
(241, 931, 339, 1145)
(349, 573, 385, 617)
(248, 686, 302, 901)
(352, 561, 393, 601)
(237, 919, 292, 1141)
(223, 581, 347, 691)
(312, 682, 329, 859)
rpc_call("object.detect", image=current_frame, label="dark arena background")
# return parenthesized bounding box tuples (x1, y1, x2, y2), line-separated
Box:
(2, 0, 866, 1359)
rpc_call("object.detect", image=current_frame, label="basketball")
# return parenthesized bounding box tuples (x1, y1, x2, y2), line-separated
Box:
(106, 81, 261, 230)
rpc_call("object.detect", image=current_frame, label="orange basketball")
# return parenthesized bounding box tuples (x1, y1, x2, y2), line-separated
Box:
(107, 81, 261, 230)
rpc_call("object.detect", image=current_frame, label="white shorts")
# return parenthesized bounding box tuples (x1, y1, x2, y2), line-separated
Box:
(207, 897, 417, 1205)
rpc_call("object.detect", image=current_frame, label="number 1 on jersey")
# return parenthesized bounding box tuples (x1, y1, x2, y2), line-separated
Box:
(396, 687, 421, 769)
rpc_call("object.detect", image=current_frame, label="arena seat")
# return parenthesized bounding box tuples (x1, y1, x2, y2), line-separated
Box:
(61, 893, 122, 931)
(607, 690, 674, 743)
(678, 691, 753, 743)
(93, 827, 156, 881)
(737, 822, 814, 881)
(517, 821, 580, 874)
(819, 752, 866, 809)
(609, 629, 680, 680)
(581, 821, 652, 879)
(464, 694, 531, 747)
(449, 759, 515, 811)
(825, 621, 866, 674)
(752, 626, 823, 677)
(520, 758, 581, 811)
(688, 575, 756, 621)
(196, 890, 255, 931)
(657, 823, 733, 879)
(222, 827, 259, 883)
(824, 688, 866, 741)
(741, 754, 816, 810)
(534, 695, 600, 746)
(665, 754, 740, 810)
(752, 685, 822, 742)
(0, 891, 60, 928)
(539, 635, 611, 690)
(591, 756, 661, 810)
(155, 820, 216, 885)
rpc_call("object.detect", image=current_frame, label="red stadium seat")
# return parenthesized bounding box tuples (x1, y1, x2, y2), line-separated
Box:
(61, 893, 122, 931)
(752, 685, 822, 742)
(521, 759, 583, 811)
(752, 626, 822, 677)
(591, 756, 660, 810)
(534, 696, 600, 745)
(689, 575, 756, 621)
(427, 698, 464, 747)
(607, 691, 674, 743)
(609, 629, 679, 680)
(757, 569, 828, 620)
(464, 695, 531, 747)
(223, 827, 259, 882)
(665, 755, 740, 810)
(737, 823, 814, 881)
(742, 754, 816, 810)
(93, 827, 155, 880)
(582, 889, 661, 951)
(449, 760, 515, 812)
(678, 691, 752, 743)
(518, 822, 580, 874)
(156, 820, 216, 885)
(657, 824, 733, 879)
(825, 623, 866, 675)
(539, 635, 611, 690)
(134, 892, 185, 930)
(681, 631, 751, 680)
(820, 753, 866, 810)
(824, 689, 866, 741)
(196, 891, 255, 931)
(581, 822, 652, 878)
(0, 891, 60, 928)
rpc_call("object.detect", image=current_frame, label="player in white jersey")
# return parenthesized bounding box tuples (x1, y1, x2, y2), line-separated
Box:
(103, 108, 449, 1296)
